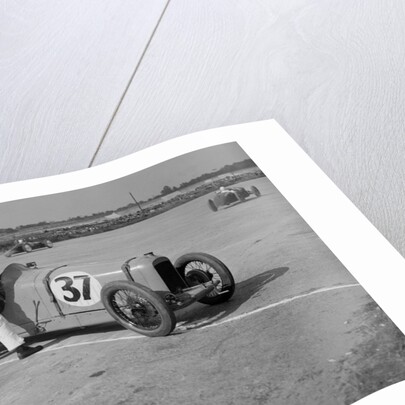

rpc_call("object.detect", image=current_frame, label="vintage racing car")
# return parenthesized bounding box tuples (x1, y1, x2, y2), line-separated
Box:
(0, 252, 235, 338)
(208, 185, 261, 212)
(4, 238, 54, 257)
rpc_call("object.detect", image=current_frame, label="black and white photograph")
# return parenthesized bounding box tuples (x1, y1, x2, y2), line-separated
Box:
(1, 142, 405, 405)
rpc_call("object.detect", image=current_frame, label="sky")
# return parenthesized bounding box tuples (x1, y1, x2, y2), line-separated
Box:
(0, 142, 251, 228)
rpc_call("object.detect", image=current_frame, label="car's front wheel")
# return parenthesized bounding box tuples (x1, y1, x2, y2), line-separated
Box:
(174, 252, 235, 305)
(101, 281, 176, 337)
(251, 186, 261, 197)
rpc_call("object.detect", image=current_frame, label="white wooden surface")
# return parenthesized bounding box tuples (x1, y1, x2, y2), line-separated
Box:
(2, 0, 405, 256)
(0, 0, 167, 181)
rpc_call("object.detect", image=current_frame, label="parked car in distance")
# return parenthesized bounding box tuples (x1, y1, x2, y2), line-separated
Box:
(4, 238, 53, 257)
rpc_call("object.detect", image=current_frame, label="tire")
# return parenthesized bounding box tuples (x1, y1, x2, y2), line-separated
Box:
(174, 252, 235, 305)
(23, 244, 33, 253)
(101, 280, 176, 337)
(45, 240, 53, 248)
(208, 199, 218, 212)
(251, 186, 261, 197)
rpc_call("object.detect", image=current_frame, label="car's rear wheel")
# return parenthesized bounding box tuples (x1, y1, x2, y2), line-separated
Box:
(251, 186, 261, 197)
(208, 199, 218, 212)
(174, 253, 235, 305)
(101, 281, 176, 337)
(23, 244, 32, 253)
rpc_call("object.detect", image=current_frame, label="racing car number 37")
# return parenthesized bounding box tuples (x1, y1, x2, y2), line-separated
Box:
(50, 272, 102, 307)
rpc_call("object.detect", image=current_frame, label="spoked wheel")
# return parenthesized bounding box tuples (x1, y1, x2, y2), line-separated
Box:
(174, 252, 235, 305)
(251, 186, 261, 197)
(101, 281, 176, 337)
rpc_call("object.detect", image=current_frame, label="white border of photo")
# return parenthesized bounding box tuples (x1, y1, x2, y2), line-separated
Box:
(1, 120, 405, 404)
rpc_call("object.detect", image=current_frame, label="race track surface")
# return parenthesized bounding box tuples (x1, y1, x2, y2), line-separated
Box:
(0, 178, 393, 404)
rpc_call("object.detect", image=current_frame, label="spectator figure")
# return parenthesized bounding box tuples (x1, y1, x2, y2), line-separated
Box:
(0, 268, 43, 359)
(0, 314, 43, 359)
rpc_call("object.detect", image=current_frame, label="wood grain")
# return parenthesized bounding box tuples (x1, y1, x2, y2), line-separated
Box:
(92, 0, 405, 255)
(0, 0, 167, 183)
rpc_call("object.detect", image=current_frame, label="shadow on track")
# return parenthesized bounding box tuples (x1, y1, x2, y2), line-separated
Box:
(175, 266, 289, 331)
(0, 266, 288, 357)
(0, 323, 127, 360)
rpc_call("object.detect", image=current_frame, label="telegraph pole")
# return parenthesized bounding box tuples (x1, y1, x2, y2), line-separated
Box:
(129, 192, 144, 214)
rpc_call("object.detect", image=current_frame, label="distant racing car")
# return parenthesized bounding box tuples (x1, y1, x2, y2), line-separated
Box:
(4, 238, 53, 257)
(0, 252, 235, 338)
(208, 185, 261, 212)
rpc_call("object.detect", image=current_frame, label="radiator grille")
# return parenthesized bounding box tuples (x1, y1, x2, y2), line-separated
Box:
(153, 257, 187, 293)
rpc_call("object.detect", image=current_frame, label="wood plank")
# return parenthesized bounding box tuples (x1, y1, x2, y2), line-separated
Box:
(93, 0, 405, 256)
(0, 0, 167, 183)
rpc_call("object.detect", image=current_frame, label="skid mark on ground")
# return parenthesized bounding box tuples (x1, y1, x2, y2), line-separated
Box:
(0, 283, 360, 367)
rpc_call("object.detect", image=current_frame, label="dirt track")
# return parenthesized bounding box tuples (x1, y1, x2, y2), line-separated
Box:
(0, 178, 399, 404)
